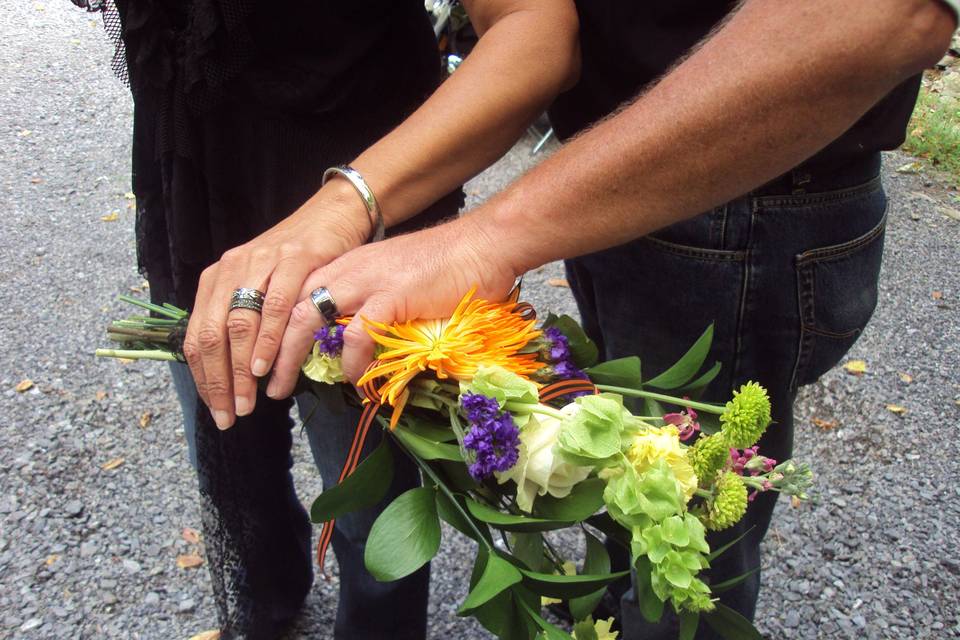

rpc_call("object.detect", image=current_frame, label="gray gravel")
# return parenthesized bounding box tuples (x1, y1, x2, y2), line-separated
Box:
(1, 3, 958, 639)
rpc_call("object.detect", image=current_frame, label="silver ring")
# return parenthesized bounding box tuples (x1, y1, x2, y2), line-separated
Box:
(230, 287, 265, 313)
(310, 287, 339, 325)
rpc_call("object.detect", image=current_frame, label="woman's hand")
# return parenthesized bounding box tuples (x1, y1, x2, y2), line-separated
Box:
(266, 214, 519, 398)
(183, 180, 371, 429)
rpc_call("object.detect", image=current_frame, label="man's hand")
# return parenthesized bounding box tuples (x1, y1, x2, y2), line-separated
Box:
(266, 215, 517, 397)
(182, 180, 369, 430)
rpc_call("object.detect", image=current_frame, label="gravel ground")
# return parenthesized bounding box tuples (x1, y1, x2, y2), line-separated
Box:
(1, 4, 958, 639)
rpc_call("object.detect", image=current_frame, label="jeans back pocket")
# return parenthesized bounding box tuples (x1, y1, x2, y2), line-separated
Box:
(791, 213, 887, 389)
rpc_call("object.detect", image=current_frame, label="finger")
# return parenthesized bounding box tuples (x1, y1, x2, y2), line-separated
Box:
(267, 295, 327, 400)
(341, 298, 392, 386)
(197, 280, 237, 430)
(251, 258, 311, 378)
(227, 306, 262, 417)
(184, 266, 216, 407)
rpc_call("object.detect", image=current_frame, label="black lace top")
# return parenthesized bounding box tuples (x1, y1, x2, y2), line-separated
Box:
(75, 0, 447, 307)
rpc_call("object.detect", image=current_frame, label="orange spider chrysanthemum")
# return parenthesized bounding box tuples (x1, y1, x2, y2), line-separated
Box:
(358, 287, 544, 428)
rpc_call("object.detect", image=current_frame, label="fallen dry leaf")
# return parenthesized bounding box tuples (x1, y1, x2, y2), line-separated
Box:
(932, 291, 943, 300)
(101, 457, 125, 471)
(812, 417, 838, 430)
(124, 192, 135, 200)
(95, 390, 108, 401)
(885, 404, 908, 415)
(18, 130, 32, 138)
(176, 554, 204, 569)
(843, 360, 868, 376)
(15, 379, 34, 393)
(896, 161, 922, 174)
(101, 212, 119, 222)
(45, 554, 60, 566)
(898, 372, 913, 384)
(188, 631, 220, 640)
(139, 412, 152, 429)
(938, 206, 960, 222)
(182, 527, 201, 545)
(29, 177, 42, 184)
(547, 278, 570, 288)
(118, 358, 135, 365)
(790, 496, 802, 508)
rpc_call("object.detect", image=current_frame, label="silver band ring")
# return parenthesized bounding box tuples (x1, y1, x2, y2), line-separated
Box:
(230, 288, 266, 313)
(310, 287, 339, 325)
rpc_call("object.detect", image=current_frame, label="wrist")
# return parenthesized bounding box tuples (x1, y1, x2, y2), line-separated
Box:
(312, 177, 375, 251)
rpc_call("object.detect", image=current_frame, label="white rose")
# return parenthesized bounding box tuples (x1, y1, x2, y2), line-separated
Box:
(496, 404, 592, 513)
(301, 345, 346, 384)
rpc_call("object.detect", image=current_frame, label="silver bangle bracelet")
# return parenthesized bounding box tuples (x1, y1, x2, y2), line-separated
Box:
(322, 165, 386, 243)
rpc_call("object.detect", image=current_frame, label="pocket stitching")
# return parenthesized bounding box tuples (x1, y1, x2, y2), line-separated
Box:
(642, 235, 746, 262)
(796, 213, 887, 264)
(755, 175, 882, 210)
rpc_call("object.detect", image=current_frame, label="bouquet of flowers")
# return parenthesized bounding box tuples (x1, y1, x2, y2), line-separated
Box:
(98, 288, 811, 640)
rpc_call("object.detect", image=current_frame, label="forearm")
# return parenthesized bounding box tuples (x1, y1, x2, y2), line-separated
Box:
(469, 0, 954, 275)
(349, 0, 579, 228)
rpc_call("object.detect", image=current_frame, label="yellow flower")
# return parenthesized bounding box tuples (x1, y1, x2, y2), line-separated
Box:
(625, 425, 698, 502)
(358, 287, 543, 428)
(572, 617, 619, 640)
(301, 344, 346, 384)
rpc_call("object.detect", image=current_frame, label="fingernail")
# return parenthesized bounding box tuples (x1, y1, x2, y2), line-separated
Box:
(265, 380, 279, 399)
(212, 410, 232, 430)
(235, 396, 252, 416)
(252, 358, 269, 377)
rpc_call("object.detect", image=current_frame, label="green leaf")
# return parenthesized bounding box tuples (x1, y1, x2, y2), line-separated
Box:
(679, 361, 722, 395)
(707, 527, 754, 562)
(534, 478, 606, 521)
(543, 314, 599, 369)
(519, 567, 630, 599)
(471, 575, 540, 640)
(401, 416, 459, 442)
(703, 603, 762, 640)
(511, 533, 545, 572)
(586, 356, 641, 389)
(569, 531, 611, 620)
(436, 490, 487, 542)
(459, 553, 523, 615)
(584, 513, 631, 549)
(644, 324, 714, 390)
(466, 498, 573, 532)
(309, 438, 393, 523)
(635, 556, 665, 623)
(698, 411, 721, 435)
(364, 487, 441, 581)
(710, 567, 759, 594)
(679, 610, 700, 640)
(438, 460, 481, 494)
(392, 428, 463, 462)
(642, 397, 665, 420)
(516, 596, 573, 640)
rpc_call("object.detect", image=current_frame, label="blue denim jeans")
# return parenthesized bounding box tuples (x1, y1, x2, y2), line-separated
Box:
(565, 154, 887, 638)
(170, 364, 428, 640)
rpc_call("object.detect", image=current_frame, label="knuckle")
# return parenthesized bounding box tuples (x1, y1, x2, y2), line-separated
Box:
(277, 242, 300, 260)
(198, 377, 229, 398)
(232, 361, 251, 380)
(342, 323, 366, 348)
(289, 302, 317, 329)
(182, 338, 201, 364)
(221, 247, 245, 265)
(262, 291, 292, 318)
(197, 324, 224, 352)
(226, 315, 255, 339)
(255, 330, 280, 351)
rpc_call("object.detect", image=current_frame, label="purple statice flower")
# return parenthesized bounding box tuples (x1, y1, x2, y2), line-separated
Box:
(313, 325, 344, 356)
(553, 360, 587, 381)
(460, 393, 520, 480)
(543, 327, 572, 362)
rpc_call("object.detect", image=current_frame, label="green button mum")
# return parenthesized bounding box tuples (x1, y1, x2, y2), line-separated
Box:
(719, 381, 772, 448)
(687, 433, 729, 485)
(704, 471, 748, 531)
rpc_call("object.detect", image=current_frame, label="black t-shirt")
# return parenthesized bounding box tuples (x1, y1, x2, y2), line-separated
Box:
(548, 1, 923, 170)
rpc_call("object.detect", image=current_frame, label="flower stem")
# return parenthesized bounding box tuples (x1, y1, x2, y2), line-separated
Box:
(595, 385, 724, 415)
(503, 401, 565, 421)
(95, 348, 178, 362)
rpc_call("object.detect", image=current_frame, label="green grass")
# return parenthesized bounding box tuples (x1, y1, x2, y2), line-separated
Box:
(903, 86, 960, 184)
